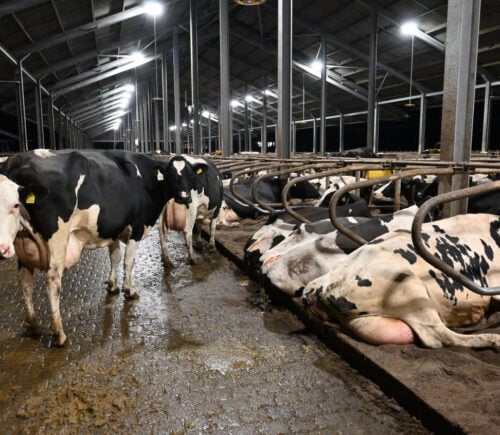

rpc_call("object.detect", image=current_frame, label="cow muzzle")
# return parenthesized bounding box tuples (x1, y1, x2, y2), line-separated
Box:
(0, 243, 15, 260)
(174, 192, 192, 206)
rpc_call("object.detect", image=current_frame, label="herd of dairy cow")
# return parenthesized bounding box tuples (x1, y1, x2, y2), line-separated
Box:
(0, 148, 499, 350)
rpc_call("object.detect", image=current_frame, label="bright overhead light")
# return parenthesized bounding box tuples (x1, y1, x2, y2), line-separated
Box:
(230, 99, 241, 108)
(401, 21, 418, 36)
(264, 89, 277, 98)
(311, 60, 322, 71)
(182, 122, 187, 127)
(130, 51, 146, 65)
(202, 110, 210, 118)
(169, 125, 177, 131)
(119, 99, 130, 109)
(143, 1, 164, 17)
(245, 95, 253, 103)
(113, 124, 120, 130)
(123, 83, 135, 93)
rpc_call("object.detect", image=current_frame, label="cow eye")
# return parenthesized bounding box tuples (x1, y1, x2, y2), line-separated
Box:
(13, 203, 19, 209)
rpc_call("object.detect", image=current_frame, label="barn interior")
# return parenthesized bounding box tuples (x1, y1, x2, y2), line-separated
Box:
(0, 0, 499, 154)
(0, 1, 499, 433)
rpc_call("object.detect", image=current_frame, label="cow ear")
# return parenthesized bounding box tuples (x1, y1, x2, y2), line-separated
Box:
(193, 162, 208, 175)
(18, 185, 49, 206)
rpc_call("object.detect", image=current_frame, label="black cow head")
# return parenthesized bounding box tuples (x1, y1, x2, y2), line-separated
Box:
(166, 155, 208, 206)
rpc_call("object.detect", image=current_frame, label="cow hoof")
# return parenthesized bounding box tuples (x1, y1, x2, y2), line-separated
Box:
(107, 286, 120, 296)
(189, 256, 201, 265)
(208, 244, 216, 253)
(52, 332, 67, 347)
(123, 289, 140, 300)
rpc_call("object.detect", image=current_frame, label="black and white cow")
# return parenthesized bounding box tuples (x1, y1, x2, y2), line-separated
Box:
(0, 175, 22, 259)
(222, 176, 320, 220)
(259, 206, 419, 295)
(0, 149, 173, 346)
(244, 195, 373, 271)
(160, 154, 223, 264)
(300, 213, 500, 349)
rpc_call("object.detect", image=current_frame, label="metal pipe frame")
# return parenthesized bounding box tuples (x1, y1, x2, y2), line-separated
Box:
(412, 180, 500, 296)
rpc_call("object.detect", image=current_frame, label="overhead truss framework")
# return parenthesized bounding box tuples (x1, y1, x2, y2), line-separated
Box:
(0, 0, 498, 148)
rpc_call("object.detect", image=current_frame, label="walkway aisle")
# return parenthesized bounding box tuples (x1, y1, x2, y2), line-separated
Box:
(0, 230, 426, 433)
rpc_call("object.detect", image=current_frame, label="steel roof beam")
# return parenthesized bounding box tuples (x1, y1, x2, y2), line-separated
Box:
(356, 0, 493, 81)
(73, 100, 127, 123)
(50, 56, 136, 92)
(14, 6, 146, 57)
(265, 2, 432, 94)
(65, 83, 133, 113)
(0, 0, 48, 17)
(51, 55, 156, 98)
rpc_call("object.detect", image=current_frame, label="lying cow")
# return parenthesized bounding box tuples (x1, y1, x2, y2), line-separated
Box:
(0, 149, 173, 346)
(260, 206, 419, 296)
(244, 195, 372, 271)
(300, 213, 500, 349)
(160, 154, 223, 264)
(223, 176, 320, 220)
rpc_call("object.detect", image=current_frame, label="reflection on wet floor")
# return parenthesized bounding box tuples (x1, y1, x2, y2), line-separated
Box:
(0, 227, 427, 433)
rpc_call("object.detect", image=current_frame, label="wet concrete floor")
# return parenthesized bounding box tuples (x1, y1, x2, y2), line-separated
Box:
(0, 228, 427, 433)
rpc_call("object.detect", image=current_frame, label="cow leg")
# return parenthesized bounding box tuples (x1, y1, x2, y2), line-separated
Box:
(193, 221, 203, 249)
(183, 210, 200, 264)
(106, 240, 121, 295)
(158, 208, 172, 266)
(46, 263, 66, 346)
(208, 218, 217, 252)
(122, 239, 139, 300)
(18, 264, 37, 329)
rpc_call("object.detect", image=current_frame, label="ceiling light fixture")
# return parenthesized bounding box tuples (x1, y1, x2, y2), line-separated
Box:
(143, 1, 164, 17)
(401, 21, 418, 36)
(234, 0, 266, 5)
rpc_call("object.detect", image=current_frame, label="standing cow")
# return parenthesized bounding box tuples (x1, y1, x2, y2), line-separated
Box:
(0, 175, 22, 259)
(0, 149, 173, 346)
(160, 154, 223, 264)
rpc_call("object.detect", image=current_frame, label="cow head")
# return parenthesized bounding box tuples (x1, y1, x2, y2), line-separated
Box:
(166, 155, 208, 206)
(0, 175, 22, 259)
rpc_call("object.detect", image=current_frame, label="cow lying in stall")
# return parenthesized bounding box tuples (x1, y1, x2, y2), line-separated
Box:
(160, 154, 223, 264)
(0, 149, 173, 346)
(220, 174, 321, 223)
(299, 213, 500, 349)
(244, 191, 372, 270)
(259, 206, 419, 296)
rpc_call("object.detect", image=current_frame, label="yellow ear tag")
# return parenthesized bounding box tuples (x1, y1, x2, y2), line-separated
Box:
(26, 192, 36, 204)
(196, 167, 203, 175)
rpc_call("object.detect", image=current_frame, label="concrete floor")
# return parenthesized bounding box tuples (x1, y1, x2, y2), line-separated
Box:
(0, 228, 427, 433)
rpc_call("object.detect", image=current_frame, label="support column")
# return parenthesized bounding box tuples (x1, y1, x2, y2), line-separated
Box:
(48, 96, 56, 149)
(15, 69, 28, 152)
(312, 116, 317, 153)
(339, 113, 345, 153)
(440, 0, 481, 216)
(173, 28, 182, 154)
(277, 0, 292, 159)
(190, 0, 200, 154)
(418, 94, 427, 154)
(319, 37, 326, 156)
(162, 50, 169, 153)
(481, 80, 491, 153)
(219, 0, 231, 157)
(261, 89, 267, 154)
(244, 86, 249, 152)
(367, 9, 377, 151)
(35, 79, 45, 148)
